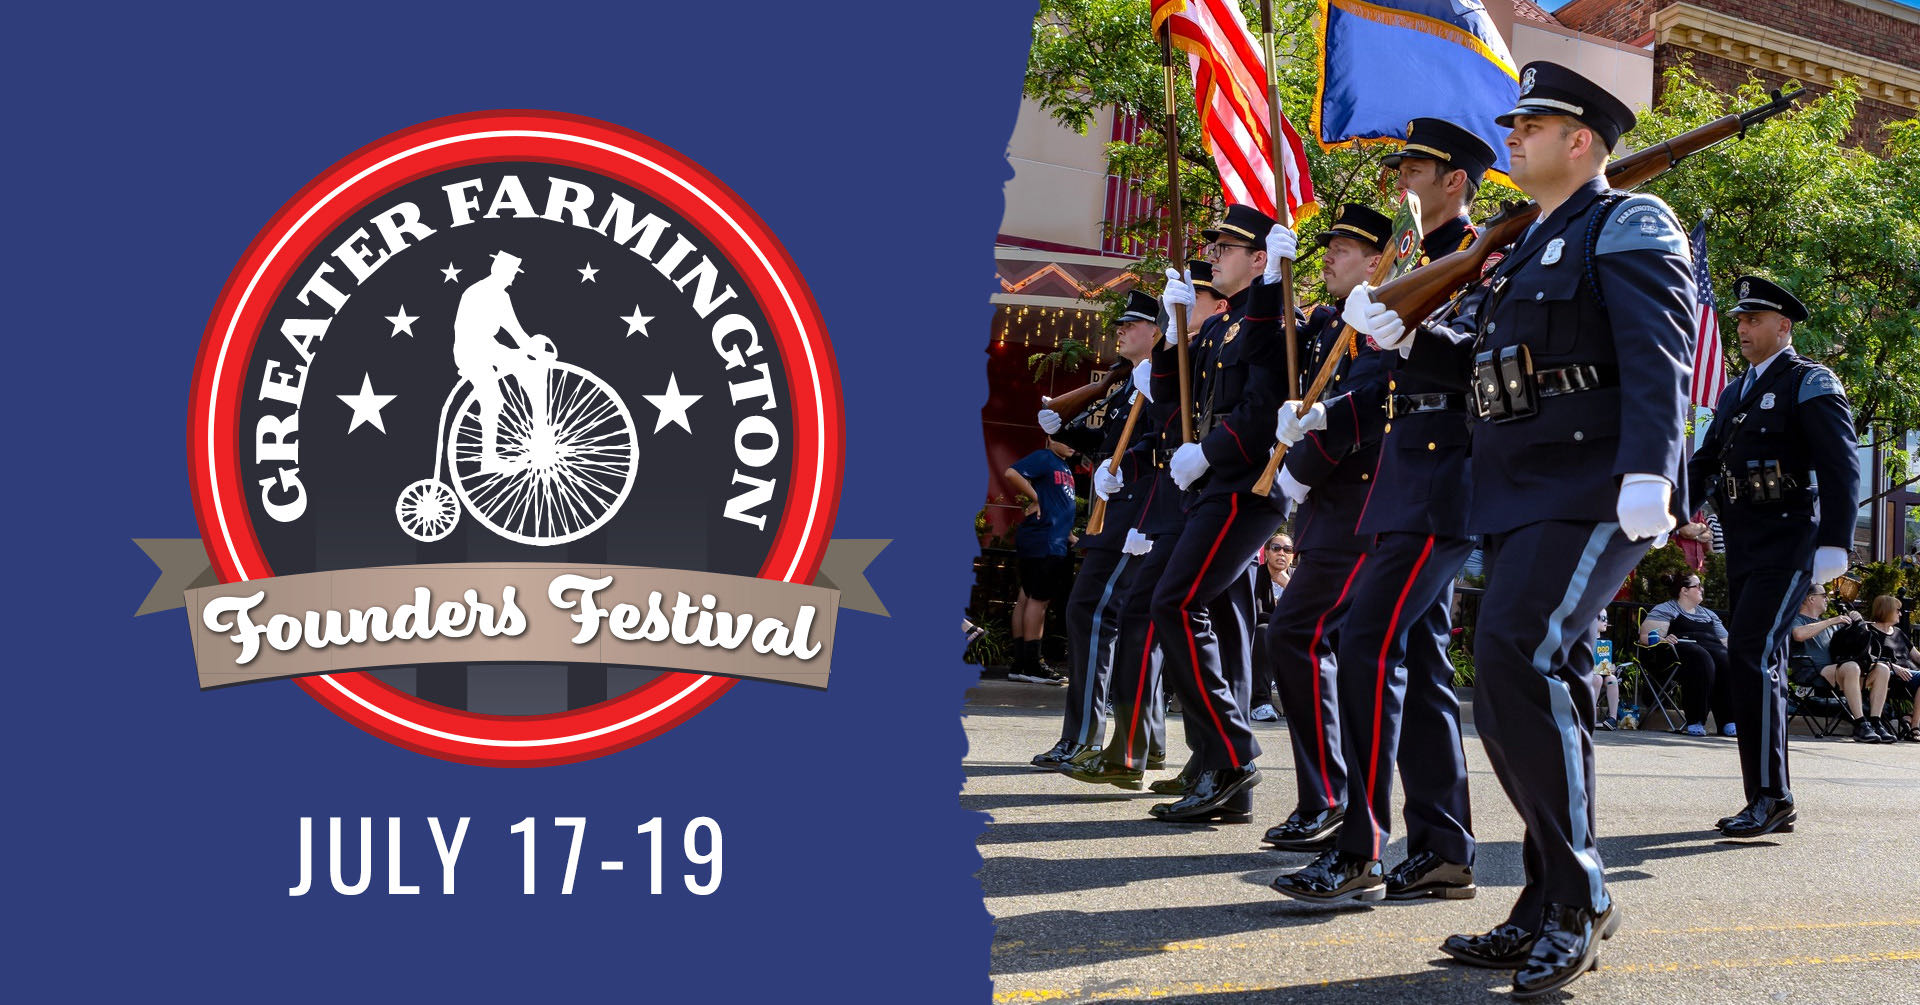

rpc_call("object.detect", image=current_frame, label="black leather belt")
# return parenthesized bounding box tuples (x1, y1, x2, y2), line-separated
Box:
(1151, 446, 1179, 468)
(1386, 392, 1464, 417)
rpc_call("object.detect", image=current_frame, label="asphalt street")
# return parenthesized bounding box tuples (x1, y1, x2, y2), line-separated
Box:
(966, 680, 1920, 1003)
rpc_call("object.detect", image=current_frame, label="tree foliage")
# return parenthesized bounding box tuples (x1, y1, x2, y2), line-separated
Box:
(1629, 65, 1920, 472)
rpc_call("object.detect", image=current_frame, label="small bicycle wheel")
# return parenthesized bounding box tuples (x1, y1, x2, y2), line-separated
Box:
(396, 478, 461, 542)
(447, 361, 640, 546)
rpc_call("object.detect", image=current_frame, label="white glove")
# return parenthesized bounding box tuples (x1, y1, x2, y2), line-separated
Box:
(1342, 284, 1408, 353)
(1170, 442, 1209, 490)
(1812, 546, 1849, 585)
(1275, 400, 1328, 447)
(1616, 473, 1676, 541)
(1131, 367, 1154, 404)
(1123, 528, 1154, 556)
(1650, 531, 1670, 550)
(1277, 467, 1310, 507)
(1093, 463, 1125, 501)
(1263, 225, 1298, 282)
(1037, 408, 1062, 434)
(1161, 268, 1195, 345)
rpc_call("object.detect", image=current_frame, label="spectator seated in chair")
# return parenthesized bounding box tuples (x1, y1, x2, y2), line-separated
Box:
(1861, 594, 1920, 742)
(1791, 585, 1889, 742)
(1593, 609, 1624, 730)
(1640, 572, 1736, 737)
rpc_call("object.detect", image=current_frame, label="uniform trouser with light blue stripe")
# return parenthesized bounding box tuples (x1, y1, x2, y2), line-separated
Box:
(1332, 532, 1477, 863)
(1060, 546, 1135, 746)
(1475, 521, 1648, 917)
(1102, 535, 1172, 772)
(1724, 564, 1804, 805)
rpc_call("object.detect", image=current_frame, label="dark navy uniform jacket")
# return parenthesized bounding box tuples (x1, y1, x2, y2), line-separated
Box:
(1360, 215, 1481, 538)
(1272, 303, 1392, 554)
(1403, 176, 1695, 536)
(1119, 358, 1191, 538)
(1057, 364, 1145, 551)
(1685, 347, 1859, 575)
(1150, 280, 1289, 511)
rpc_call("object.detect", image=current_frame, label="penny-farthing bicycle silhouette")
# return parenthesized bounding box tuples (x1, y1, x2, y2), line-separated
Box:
(395, 256, 640, 546)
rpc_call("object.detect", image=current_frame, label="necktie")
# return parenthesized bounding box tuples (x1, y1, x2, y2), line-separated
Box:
(1741, 368, 1755, 400)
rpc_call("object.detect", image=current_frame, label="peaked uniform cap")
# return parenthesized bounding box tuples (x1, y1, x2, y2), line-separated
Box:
(1729, 275, 1808, 322)
(1496, 61, 1637, 150)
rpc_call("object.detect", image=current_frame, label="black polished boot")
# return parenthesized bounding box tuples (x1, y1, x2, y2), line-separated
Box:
(1061, 758, 1145, 791)
(1510, 901, 1620, 999)
(1271, 848, 1385, 904)
(1148, 762, 1195, 796)
(1384, 849, 1476, 901)
(1029, 738, 1075, 768)
(1439, 922, 1539, 969)
(1150, 766, 1261, 822)
(1261, 806, 1343, 851)
(1719, 795, 1796, 838)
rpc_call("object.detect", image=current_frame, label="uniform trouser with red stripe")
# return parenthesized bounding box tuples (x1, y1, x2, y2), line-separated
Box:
(1149, 493, 1279, 774)
(1475, 521, 1646, 918)
(1723, 564, 1805, 805)
(1060, 546, 1136, 746)
(1332, 532, 1476, 862)
(1266, 545, 1366, 815)
(1102, 535, 1172, 772)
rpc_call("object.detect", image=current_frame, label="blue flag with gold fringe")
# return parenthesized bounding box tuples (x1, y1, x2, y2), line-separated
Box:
(1313, 0, 1520, 179)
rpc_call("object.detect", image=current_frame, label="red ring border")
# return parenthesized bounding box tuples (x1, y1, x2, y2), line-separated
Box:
(187, 111, 844, 767)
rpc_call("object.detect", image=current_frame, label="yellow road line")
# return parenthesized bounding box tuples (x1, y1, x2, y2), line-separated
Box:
(991, 917, 1920, 957)
(992, 951, 1920, 1002)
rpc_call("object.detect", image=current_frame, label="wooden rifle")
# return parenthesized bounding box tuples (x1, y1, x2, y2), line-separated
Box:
(1042, 366, 1127, 425)
(1370, 88, 1804, 326)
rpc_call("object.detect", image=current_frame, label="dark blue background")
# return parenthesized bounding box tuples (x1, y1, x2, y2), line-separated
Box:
(7, 2, 1030, 998)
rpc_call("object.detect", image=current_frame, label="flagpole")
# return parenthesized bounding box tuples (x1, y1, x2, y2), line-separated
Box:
(1259, 0, 1302, 398)
(1161, 22, 1195, 443)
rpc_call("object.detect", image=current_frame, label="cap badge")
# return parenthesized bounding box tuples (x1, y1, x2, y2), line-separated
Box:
(1739, 280, 1750, 298)
(1521, 67, 1536, 94)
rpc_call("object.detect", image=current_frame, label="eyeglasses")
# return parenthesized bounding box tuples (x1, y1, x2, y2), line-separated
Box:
(1685, 582, 1703, 590)
(1270, 544, 1294, 552)
(1204, 242, 1256, 261)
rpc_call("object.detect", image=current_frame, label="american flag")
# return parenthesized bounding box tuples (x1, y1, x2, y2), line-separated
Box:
(1688, 219, 1727, 408)
(1150, 0, 1317, 223)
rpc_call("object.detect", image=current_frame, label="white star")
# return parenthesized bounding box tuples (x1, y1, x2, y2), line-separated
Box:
(386, 306, 419, 338)
(337, 373, 397, 434)
(440, 262, 462, 283)
(578, 263, 599, 283)
(642, 374, 702, 434)
(621, 306, 655, 338)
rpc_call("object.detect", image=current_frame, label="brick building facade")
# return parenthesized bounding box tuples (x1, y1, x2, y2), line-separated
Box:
(1554, 0, 1920, 149)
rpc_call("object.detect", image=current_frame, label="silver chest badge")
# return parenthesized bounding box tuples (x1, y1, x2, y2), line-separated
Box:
(1760, 392, 1776, 409)
(1541, 238, 1564, 265)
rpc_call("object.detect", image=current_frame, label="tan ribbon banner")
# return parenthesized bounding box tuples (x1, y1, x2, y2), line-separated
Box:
(186, 562, 841, 691)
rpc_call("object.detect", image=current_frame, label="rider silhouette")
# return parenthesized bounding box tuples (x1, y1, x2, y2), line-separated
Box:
(452, 251, 551, 474)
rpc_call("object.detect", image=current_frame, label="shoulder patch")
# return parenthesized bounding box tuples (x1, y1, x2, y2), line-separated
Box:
(1798, 365, 1845, 403)
(1595, 194, 1688, 259)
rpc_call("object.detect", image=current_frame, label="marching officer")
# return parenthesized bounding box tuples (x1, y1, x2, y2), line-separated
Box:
(1137, 203, 1297, 822)
(1029, 289, 1164, 769)
(1252, 204, 1395, 853)
(1687, 275, 1858, 838)
(1362, 63, 1694, 996)
(1064, 261, 1226, 791)
(1271, 122, 1495, 904)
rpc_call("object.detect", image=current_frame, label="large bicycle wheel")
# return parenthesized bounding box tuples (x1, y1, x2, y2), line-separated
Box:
(447, 361, 640, 546)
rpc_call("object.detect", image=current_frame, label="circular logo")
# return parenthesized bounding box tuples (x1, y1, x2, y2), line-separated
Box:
(189, 111, 843, 766)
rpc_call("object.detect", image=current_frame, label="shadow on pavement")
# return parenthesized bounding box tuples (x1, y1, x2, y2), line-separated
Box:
(982, 851, 1285, 898)
(991, 900, 1381, 973)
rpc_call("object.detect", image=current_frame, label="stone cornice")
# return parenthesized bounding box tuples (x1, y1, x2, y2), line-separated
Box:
(1652, 3, 1920, 109)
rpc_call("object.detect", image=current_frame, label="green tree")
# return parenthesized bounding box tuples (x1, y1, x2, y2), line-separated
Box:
(1628, 65, 1920, 477)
